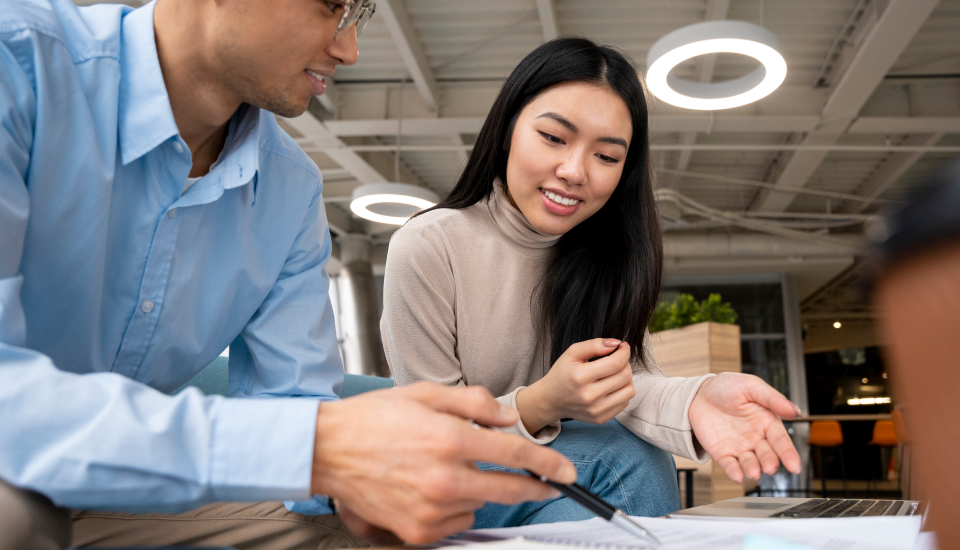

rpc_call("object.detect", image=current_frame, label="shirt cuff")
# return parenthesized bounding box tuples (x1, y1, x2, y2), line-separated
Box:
(495, 387, 561, 445)
(209, 397, 320, 502)
(284, 495, 335, 515)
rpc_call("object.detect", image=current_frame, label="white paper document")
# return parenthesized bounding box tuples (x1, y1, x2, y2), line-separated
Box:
(458, 515, 922, 550)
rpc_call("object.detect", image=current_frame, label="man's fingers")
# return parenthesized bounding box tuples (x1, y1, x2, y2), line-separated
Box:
(754, 439, 780, 476)
(403, 382, 518, 428)
(745, 376, 801, 419)
(737, 451, 762, 481)
(716, 456, 744, 483)
(765, 420, 802, 475)
(439, 468, 561, 506)
(335, 500, 404, 546)
(400, 511, 477, 545)
(453, 424, 577, 484)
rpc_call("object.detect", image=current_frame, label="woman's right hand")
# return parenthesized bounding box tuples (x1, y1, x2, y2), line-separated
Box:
(516, 339, 635, 434)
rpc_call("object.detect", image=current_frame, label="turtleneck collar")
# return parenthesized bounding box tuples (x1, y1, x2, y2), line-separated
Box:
(480, 179, 562, 255)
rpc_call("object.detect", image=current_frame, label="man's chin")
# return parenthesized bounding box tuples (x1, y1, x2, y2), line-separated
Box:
(249, 93, 311, 119)
(266, 100, 310, 119)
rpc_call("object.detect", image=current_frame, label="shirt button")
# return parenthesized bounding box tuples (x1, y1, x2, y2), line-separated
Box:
(167, 208, 177, 219)
(173, 142, 184, 154)
(141, 300, 155, 314)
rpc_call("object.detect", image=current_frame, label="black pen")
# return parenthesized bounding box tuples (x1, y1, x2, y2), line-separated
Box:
(525, 470, 661, 547)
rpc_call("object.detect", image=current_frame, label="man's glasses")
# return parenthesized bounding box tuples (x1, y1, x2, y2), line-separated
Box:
(334, 0, 377, 41)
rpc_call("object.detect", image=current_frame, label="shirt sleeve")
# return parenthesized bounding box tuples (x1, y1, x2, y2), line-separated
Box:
(227, 182, 344, 402)
(615, 332, 713, 462)
(224, 179, 343, 515)
(0, 38, 319, 512)
(381, 223, 559, 444)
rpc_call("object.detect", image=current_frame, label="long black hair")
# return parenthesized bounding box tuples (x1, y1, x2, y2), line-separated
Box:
(417, 37, 662, 365)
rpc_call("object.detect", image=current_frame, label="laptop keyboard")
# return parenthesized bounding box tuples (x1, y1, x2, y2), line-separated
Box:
(772, 499, 917, 518)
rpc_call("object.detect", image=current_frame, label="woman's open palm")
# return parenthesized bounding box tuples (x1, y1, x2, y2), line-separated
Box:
(688, 373, 803, 483)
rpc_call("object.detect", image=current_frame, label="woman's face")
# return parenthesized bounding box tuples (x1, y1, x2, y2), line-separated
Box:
(504, 82, 633, 236)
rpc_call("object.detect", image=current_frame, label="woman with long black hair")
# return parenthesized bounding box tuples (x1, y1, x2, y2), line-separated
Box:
(381, 37, 802, 527)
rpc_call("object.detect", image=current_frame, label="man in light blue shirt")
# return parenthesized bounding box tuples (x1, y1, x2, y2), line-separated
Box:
(0, 0, 576, 548)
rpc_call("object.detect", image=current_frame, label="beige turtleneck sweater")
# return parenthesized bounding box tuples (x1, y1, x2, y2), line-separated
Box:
(381, 182, 711, 462)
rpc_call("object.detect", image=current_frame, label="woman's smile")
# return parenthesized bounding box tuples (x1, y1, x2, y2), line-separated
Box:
(504, 81, 632, 236)
(539, 188, 582, 215)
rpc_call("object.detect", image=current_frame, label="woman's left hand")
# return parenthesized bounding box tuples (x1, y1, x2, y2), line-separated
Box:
(688, 373, 803, 482)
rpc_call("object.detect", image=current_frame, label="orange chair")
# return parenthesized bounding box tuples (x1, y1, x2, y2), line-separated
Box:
(808, 421, 847, 497)
(870, 419, 900, 494)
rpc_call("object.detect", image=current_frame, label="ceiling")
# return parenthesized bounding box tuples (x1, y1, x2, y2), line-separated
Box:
(74, 0, 960, 310)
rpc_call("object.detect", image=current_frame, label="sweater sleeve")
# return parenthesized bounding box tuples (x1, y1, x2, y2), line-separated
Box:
(615, 332, 713, 462)
(381, 223, 559, 445)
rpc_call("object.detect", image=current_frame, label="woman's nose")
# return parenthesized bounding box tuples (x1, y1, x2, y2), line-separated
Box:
(555, 151, 587, 184)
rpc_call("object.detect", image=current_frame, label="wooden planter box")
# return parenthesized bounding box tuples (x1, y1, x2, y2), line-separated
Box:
(649, 321, 744, 507)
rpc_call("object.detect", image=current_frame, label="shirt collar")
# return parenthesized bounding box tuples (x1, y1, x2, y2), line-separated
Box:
(118, 0, 178, 166)
(174, 104, 263, 208)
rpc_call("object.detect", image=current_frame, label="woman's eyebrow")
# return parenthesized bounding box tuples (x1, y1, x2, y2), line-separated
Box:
(535, 112, 628, 149)
(536, 112, 578, 132)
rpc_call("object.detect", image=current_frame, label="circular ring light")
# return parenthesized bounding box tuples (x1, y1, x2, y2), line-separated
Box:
(350, 182, 439, 225)
(646, 21, 786, 110)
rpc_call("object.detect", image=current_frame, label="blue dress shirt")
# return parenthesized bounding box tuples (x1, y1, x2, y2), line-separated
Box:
(0, 0, 343, 513)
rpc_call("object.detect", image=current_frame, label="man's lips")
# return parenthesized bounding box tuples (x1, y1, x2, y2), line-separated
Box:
(305, 69, 328, 95)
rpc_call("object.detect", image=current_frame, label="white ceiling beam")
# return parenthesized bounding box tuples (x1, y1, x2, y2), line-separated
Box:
(378, 0, 439, 112)
(670, 0, 730, 188)
(281, 112, 388, 184)
(535, 0, 559, 41)
(322, 115, 822, 137)
(325, 117, 485, 136)
(751, 0, 941, 213)
(848, 117, 960, 134)
(299, 142, 960, 154)
(302, 113, 957, 141)
(838, 132, 944, 214)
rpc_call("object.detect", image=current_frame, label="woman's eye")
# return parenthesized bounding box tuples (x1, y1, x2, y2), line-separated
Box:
(538, 132, 563, 145)
(597, 154, 620, 164)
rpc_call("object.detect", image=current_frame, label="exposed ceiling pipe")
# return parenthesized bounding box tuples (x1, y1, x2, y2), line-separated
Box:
(655, 189, 866, 252)
(663, 233, 861, 257)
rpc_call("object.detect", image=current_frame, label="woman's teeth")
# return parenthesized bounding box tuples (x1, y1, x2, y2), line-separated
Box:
(543, 190, 580, 207)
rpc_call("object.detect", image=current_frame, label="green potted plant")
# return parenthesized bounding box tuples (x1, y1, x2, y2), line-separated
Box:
(648, 293, 743, 506)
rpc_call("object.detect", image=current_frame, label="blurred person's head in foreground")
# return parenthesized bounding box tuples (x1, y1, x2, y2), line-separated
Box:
(870, 160, 960, 548)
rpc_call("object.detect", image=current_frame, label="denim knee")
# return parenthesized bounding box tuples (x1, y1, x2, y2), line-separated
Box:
(550, 420, 681, 518)
(474, 419, 681, 527)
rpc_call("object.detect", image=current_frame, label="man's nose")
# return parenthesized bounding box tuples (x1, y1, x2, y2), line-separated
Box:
(328, 24, 360, 66)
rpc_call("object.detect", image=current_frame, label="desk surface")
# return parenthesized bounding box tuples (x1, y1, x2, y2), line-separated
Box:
(786, 414, 892, 422)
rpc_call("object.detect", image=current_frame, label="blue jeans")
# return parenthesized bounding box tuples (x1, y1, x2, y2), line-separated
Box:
(473, 419, 681, 528)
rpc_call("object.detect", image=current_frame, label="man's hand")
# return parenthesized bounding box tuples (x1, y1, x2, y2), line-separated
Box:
(516, 339, 635, 433)
(688, 373, 803, 483)
(310, 382, 576, 544)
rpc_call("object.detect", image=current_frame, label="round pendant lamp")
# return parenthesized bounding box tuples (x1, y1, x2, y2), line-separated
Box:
(350, 182, 438, 225)
(349, 80, 438, 226)
(646, 20, 787, 111)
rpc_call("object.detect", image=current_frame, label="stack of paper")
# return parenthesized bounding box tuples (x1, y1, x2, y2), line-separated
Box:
(450, 515, 922, 550)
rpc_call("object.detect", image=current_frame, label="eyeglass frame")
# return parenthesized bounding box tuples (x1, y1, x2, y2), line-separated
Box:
(333, 0, 377, 41)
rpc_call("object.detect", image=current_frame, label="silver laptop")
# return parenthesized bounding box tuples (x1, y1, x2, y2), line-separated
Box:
(668, 497, 920, 520)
